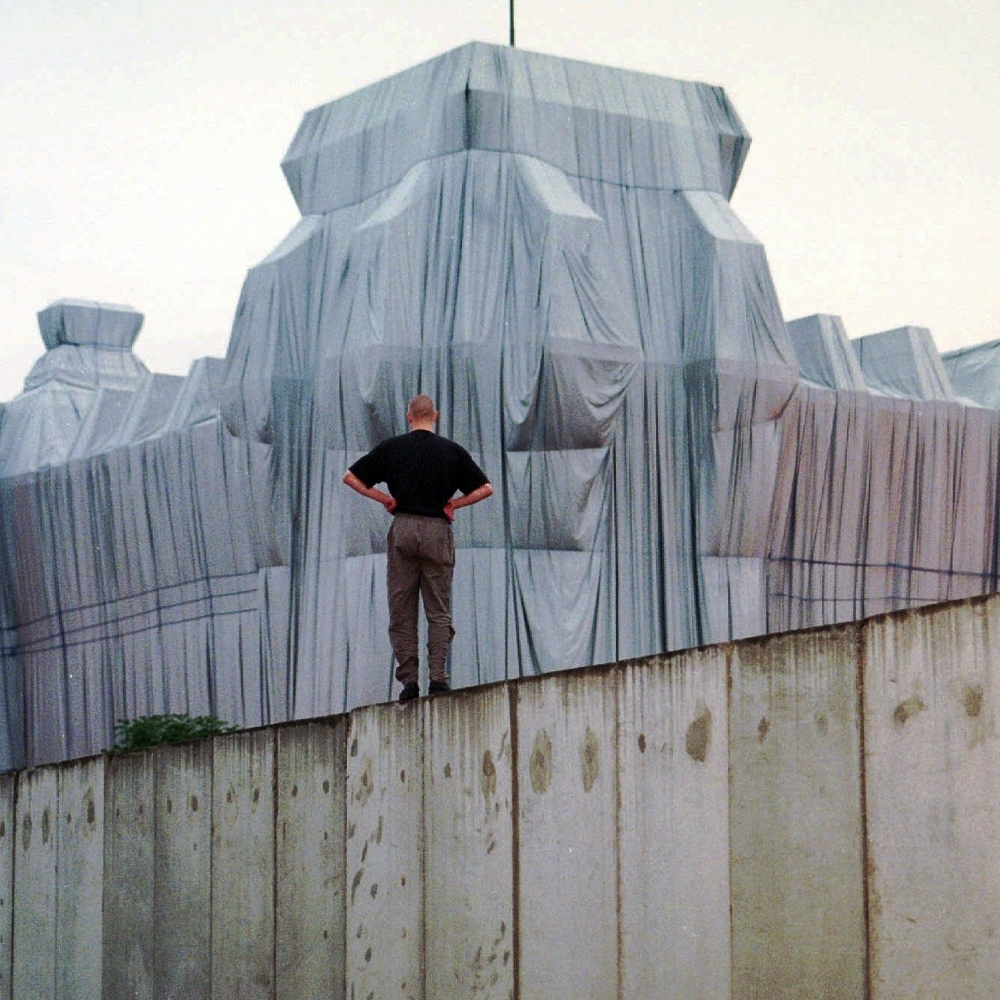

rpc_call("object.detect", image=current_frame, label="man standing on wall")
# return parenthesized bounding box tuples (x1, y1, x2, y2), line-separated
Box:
(343, 395, 493, 702)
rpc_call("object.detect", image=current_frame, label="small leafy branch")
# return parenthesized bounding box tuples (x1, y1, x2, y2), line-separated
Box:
(110, 713, 238, 752)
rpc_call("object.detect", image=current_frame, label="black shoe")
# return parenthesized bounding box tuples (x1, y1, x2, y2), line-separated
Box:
(428, 680, 450, 696)
(399, 682, 419, 703)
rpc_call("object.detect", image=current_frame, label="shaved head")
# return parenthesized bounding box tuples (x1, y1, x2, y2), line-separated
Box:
(407, 395, 437, 421)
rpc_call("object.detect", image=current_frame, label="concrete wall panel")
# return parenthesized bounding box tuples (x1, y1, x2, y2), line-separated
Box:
(12, 764, 58, 1000)
(56, 756, 104, 999)
(346, 703, 424, 1000)
(424, 685, 514, 1000)
(103, 753, 156, 1000)
(617, 647, 731, 1000)
(864, 599, 1000, 999)
(154, 740, 213, 1000)
(0, 774, 14, 1000)
(211, 728, 276, 999)
(516, 669, 618, 1000)
(730, 625, 866, 1000)
(275, 718, 348, 1000)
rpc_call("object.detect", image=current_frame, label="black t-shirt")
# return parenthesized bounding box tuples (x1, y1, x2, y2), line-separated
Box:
(349, 430, 489, 519)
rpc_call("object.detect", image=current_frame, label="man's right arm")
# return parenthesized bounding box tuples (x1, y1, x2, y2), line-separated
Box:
(343, 470, 397, 513)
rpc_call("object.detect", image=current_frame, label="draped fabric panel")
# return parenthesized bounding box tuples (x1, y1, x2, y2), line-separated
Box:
(1, 43, 998, 768)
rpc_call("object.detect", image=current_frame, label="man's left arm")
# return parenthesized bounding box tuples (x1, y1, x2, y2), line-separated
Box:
(443, 482, 493, 522)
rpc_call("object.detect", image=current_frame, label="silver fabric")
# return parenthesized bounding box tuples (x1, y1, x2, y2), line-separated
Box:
(1, 42, 998, 769)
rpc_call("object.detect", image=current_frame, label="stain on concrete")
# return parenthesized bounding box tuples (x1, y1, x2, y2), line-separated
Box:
(893, 696, 927, 726)
(482, 749, 497, 800)
(351, 868, 364, 904)
(960, 683, 984, 719)
(443, 763, 452, 779)
(637, 732, 646, 754)
(20, 813, 30, 851)
(815, 713, 828, 735)
(41, 807, 50, 844)
(581, 728, 600, 792)
(686, 707, 712, 763)
(322, 779, 330, 794)
(355, 761, 374, 805)
(530, 730, 552, 794)
(757, 716, 770, 743)
(190, 794, 199, 812)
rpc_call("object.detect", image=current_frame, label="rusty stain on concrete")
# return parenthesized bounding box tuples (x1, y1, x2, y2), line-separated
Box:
(960, 683, 984, 719)
(893, 696, 927, 726)
(530, 730, 552, 794)
(581, 727, 600, 792)
(686, 706, 712, 762)
(481, 750, 497, 800)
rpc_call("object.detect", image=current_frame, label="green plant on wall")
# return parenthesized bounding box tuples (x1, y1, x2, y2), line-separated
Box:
(109, 713, 238, 752)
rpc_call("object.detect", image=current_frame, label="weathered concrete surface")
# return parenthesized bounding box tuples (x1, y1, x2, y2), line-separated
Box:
(0, 775, 12, 1000)
(864, 598, 1000, 999)
(346, 702, 424, 1000)
(516, 668, 618, 1000)
(211, 728, 276, 1000)
(56, 757, 104, 1000)
(276, 718, 347, 1000)
(425, 684, 514, 1000)
(103, 752, 155, 1000)
(5, 594, 1000, 997)
(154, 739, 212, 999)
(730, 625, 867, 1000)
(617, 647, 731, 1000)
(13, 764, 58, 1000)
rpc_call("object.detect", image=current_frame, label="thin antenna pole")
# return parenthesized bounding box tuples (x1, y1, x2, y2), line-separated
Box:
(509, 0, 515, 46)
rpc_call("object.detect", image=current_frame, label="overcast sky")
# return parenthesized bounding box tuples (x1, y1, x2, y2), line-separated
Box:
(1, 0, 997, 402)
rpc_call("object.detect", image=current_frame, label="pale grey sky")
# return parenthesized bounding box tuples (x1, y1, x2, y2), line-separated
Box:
(2, 0, 998, 402)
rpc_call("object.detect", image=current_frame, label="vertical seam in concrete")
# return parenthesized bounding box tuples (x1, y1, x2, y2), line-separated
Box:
(507, 682, 521, 1000)
(856, 624, 873, 1000)
(5, 774, 18, 1000)
(725, 644, 735, 996)
(209, 738, 216, 995)
(271, 728, 280, 1000)
(419, 705, 428, 1000)
(613, 668, 623, 1000)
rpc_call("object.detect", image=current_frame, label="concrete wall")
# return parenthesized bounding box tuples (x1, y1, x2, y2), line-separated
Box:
(4, 594, 1000, 998)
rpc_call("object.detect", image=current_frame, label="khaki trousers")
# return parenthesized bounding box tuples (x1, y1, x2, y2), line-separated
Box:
(386, 514, 456, 685)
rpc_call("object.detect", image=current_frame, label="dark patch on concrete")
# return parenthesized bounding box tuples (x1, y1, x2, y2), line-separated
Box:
(815, 713, 828, 735)
(482, 749, 497, 799)
(530, 730, 552, 794)
(290, 784, 298, 798)
(350, 868, 364, 904)
(686, 708, 712, 763)
(350, 737, 358, 757)
(757, 716, 770, 743)
(443, 763, 452, 779)
(581, 727, 600, 792)
(893, 696, 926, 726)
(190, 794, 199, 812)
(21, 813, 30, 851)
(41, 808, 50, 845)
(166, 796, 173, 814)
(961, 683, 984, 719)
(637, 732, 646, 754)
(322, 779, 330, 794)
